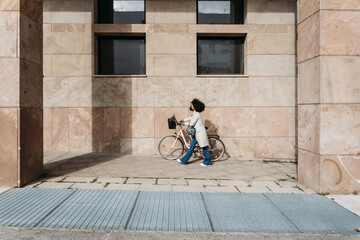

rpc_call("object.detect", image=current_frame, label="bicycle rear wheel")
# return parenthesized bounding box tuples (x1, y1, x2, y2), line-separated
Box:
(200, 137, 225, 161)
(158, 136, 184, 160)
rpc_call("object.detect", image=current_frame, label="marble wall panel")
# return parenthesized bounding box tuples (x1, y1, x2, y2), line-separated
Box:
(154, 107, 188, 138)
(254, 137, 296, 159)
(153, 0, 190, 24)
(222, 108, 256, 137)
(43, 0, 51, 23)
(298, 149, 321, 193)
(0, 11, 18, 57)
(321, 56, 360, 104)
(0, 58, 19, 107)
(19, 107, 43, 186)
(239, 77, 295, 107)
(120, 108, 155, 138)
(138, 138, 155, 155)
(138, 77, 171, 107)
(320, 11, 360, 56)
(298, 57, 320, 104)
(247, 55, 295, 76)
(120, 138, 138, 154)
(20, 59, 43, 108)
(43, 77, 69, 107)
(0, 0, 19, 10)
(320, 104, 360, 155)
(69, 77, 92, 107)
(321, 0, 360, 11)
(154, 24, 188, 33)
(51, 0, 87, 24)
(20, 0, 42, 24)
(85, 108, 103, 152)
(20, 13, 42, 65)
(172, 77, 206, 107)
(43, 55, 52, 76)
(52, 23, 91, 33)
(51, 108, 69, 151)
(247, 33, 295, 55)
(247, 1, 295, 24)
(320, 155, 360, 194)
(154, 55, 189, 76)
(103, 78, 138, 107)
(152, 33, 196, 55)
(43, 108, 51, 151)
(206, 78, 240, 107)
(85, 55, 92, 77)
(0, 108, 18, 186)
(298, 105, 320, 153)
(69, 108, 86, 151)
(202, 107, 222, 136)
(44, 32, 91, 54)
(297, 0, 320, 23)
(103, 108, 121, 153)
(221, 138, 256, 159)
(52, 55, 86, 77)
(298, 12, 320, 63)
(255, 107, 292, 137)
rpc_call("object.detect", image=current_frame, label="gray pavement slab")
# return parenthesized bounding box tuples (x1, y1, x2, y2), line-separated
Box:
(127, 191, 212, 232)
(265, 194, 360, 234)
(36, 189, 137, 230)
(0, 188, 74, 228)
(202, 193, 300, 233)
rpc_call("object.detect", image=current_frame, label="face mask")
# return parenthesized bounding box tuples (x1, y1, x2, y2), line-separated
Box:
(189, 107, 193, 111)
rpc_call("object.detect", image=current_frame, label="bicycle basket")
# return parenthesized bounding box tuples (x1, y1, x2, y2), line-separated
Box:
(168, 116, 177, 129)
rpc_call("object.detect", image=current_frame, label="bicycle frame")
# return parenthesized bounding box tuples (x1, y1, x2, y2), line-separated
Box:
(171, 125, 191, 150)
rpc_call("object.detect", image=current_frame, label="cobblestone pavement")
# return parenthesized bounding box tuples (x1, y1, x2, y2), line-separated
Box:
(23, 151, 315, 194)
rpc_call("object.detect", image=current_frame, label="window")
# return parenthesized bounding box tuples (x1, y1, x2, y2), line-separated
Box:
(197, 37, 244, 75)
(98, 36, 146, 75)
(98, 0, 145, 24)
(197, 0, 243, 24)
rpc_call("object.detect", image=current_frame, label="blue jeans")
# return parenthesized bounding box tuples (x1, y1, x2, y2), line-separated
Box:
(180, 137, 211, 165)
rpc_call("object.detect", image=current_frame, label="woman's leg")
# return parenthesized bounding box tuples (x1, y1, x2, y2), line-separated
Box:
(180, 137, 198, 164)
(202, 146, 211, 165)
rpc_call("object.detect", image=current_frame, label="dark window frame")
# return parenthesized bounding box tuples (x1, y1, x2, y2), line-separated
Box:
(97, 36, 146, 75)
(196, 0, 244, 24)
(197, 36, 245, 75)
(98, 0, 146, 24)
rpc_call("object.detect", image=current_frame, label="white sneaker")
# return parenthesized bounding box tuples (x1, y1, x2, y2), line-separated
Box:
(177, 159, 183, 164)
(200, 163, 211, 167)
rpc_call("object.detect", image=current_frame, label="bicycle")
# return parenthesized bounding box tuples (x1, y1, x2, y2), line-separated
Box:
(158, 115, 225, 161)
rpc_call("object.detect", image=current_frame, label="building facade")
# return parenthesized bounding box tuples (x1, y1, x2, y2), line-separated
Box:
(0, 0, 359, 194)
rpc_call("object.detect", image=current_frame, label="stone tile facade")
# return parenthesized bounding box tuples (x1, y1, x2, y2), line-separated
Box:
(297, 0, 360, 194)
(43, 0, 297, 160)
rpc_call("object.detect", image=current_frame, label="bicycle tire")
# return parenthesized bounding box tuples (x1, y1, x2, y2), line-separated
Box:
(200, 137, 225, 161)
(158, 136, 184, 160)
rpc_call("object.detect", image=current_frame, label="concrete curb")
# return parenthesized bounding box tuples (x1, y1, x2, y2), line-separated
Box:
(0, 227, 359, 240)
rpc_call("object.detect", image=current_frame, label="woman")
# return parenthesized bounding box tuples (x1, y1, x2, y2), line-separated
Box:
(177, 99, 211, 166)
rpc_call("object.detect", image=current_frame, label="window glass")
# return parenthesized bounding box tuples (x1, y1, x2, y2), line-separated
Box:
(98, 37, 146, 75)
(197, 0, 243, 24)
(197, 37, 244, 75)
(99, 0, 145, 24)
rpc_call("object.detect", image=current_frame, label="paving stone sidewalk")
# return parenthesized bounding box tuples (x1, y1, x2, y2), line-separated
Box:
(24, 151, 315, 194)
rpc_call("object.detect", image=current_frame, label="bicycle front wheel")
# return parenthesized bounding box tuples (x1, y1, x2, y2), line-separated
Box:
(201, 137, 225, 161)
(158, 136, 184, 160)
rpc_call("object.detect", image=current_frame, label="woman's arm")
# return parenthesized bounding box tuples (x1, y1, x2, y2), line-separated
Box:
(186, 113, 199, 127)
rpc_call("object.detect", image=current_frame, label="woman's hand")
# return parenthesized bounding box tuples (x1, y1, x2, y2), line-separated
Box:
(181, 121, 185, 126)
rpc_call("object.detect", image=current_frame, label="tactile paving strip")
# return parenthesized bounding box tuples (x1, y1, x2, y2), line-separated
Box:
(36, 189, 137, 230)
(264, 194, 360, 234)
(0, 188, 74, 228)
(202, 192, 300, 233)
(126, 191, 212, 232)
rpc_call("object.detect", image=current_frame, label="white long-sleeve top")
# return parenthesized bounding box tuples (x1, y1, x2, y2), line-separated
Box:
(184, 111, 209, 147)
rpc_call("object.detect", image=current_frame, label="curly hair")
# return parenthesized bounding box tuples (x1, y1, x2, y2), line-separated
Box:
(191, 98, 205, 112)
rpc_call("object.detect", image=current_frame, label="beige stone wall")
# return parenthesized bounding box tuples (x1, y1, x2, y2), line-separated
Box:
(0, 0, 43, 187)
(43, 0, 297, 160)
(297, 0, 360, 194)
